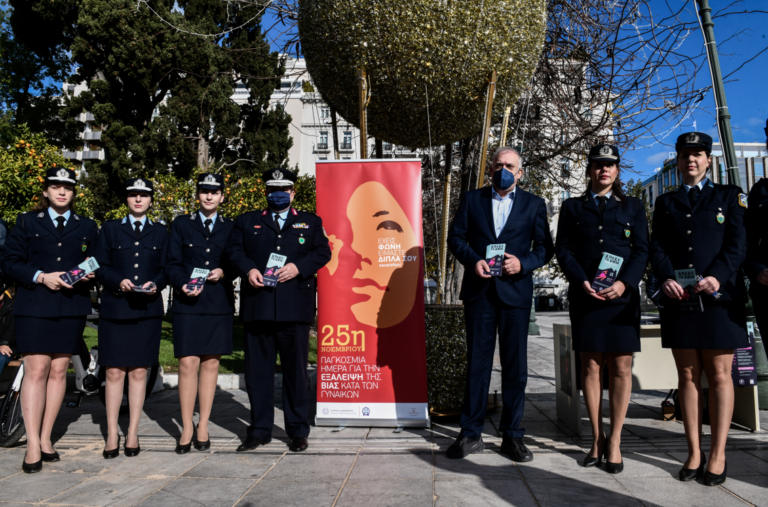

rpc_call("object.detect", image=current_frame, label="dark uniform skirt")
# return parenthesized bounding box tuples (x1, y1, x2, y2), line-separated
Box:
(15, 316, 86, 355)
(172, 314, 233, 357)
(569, 300, 641, 353)
(660, 302, 748, 349)
(99, 317, 162, 367)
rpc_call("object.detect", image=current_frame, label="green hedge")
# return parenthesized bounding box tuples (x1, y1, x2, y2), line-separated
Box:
(425, 304, 467, 412)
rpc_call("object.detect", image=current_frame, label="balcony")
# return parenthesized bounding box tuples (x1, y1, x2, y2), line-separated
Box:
(81, 151, 104, 160)
(62, 151, 82, 160)
(78, 112, 95, 122)
(315, 142, 330, 152)
(83, 131, 102, 140)
(340, 142, 353, 151)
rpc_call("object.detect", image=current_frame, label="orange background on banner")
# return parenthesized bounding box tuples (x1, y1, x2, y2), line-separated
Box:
(316, 160, 427, 404)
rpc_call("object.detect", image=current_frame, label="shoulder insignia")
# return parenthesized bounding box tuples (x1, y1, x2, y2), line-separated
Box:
(37, 212, 44, 218)
(291, 208, 298, 216)
(613, 195, 621, 201)
(262, 210, 268, 216)
(708, 180, 714, 187)
(739, 193, 748, 208)
(322, 227, 328, 238)
(190, 214, 196, 220)
(582, 195, 589, 202)
(73, 214, 80, 221)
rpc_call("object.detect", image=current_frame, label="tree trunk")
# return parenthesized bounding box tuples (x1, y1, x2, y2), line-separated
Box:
(197, 134, 209, 169)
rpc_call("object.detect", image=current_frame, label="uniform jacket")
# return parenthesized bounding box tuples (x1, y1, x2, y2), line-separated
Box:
(165, 212, 235, 315)
(224, 208, 331, 323)
(0, 210, 98, 317)
(745, 177, 768, 301)
(650, 181, 747, 305)
(555, 194, 649, 306)
(93, 218, 169, 319)
(448, 187, 555, 307)
(0, 292, 16, 349)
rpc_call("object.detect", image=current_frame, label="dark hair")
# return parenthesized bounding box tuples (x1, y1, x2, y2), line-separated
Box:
(125, 191, 153, 206)
(30, 182, 77, 212)
(581, 161, 627, 204)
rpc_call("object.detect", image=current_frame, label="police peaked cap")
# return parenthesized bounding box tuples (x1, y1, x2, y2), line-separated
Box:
(675, 132, 713, 154)
(197, 173, 224, 190)
(45, 167, 77, 185)
(263, 167, 297, 187)
(588, 144, 620, 165)
(125, 177, 154, 194)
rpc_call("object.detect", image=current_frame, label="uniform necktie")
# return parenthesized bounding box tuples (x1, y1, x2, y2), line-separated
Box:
(55, 216, 65, 234)
(688, 186, 700, 207)
(204, 218, 212, 235)
(597, 196, 608, 215)
(134, 221, 142, 238)
(274, 214, 281, 231)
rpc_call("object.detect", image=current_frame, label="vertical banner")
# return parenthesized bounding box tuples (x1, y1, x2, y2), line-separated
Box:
(315, 159, 429, 427)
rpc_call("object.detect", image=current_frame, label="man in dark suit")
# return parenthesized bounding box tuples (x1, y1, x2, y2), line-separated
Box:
(224, 168, 331, 453)
(447, 147, 555, 461)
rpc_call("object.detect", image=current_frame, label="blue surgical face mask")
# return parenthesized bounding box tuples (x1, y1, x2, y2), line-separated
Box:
(492, 168, 516, 191)
(267, 190, 291, 210)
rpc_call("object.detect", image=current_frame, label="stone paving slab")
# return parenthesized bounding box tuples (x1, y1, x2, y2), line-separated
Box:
(0, 312, 766, 506)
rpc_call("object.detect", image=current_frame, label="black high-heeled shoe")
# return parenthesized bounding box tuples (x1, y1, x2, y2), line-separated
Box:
(41, 450, 60, 463)
(602, 442, 624, 474)
(583, 435, 606, 467)
(193, 425, 210, 451)
(124, 437, 141, 458)
(103, 435, 121, 459)
(21, 453, 42, 474)
(679, 452, 706, 482)
(704, 460, 727, 486)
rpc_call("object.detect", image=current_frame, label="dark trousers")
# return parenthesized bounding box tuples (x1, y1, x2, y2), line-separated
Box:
(753, 298, 768, 363)
(461, 284, 529, 440)
(243, 321, 310, 441)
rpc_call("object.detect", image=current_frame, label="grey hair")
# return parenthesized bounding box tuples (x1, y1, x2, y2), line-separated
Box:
(492, 146, 522, 169)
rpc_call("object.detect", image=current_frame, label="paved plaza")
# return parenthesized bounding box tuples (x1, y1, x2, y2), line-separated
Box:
(0, 312, 767, 506)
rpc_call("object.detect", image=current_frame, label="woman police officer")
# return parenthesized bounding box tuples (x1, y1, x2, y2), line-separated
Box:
(0, 167, 98, 473)
(555, 145, 649, 473)
(92, 178, 169, 459)
(650, 132, 748, 486)
(745, 172, 768, 363)
(165, 173, 235, 454)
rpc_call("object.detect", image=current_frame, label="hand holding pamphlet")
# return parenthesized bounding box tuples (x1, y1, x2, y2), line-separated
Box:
(133, 282, 156, 294)
(485, 244, 505, 277)
(675, 269, 704, 313)
(187, 268, 210, 291)
(263, 253, 287, 287)
(591, 253, 623, 292)
(60, 258, 100, 286)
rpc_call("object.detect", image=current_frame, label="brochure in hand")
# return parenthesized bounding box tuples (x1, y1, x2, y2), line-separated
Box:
(263, 253, 287, 287)
(591, 253, 623, 292)
(674, 269, 704, 313)
(60, 257, 100, 286)
(485, 244, 505, 277)
(133, 282, 156, 293)
(187, 268, 210, 291)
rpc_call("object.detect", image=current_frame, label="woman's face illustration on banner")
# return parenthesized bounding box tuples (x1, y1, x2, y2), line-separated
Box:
(346, 181, 419, 328)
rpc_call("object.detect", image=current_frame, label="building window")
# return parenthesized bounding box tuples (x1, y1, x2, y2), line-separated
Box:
(561, 161, 570, 179)
(738, 158, 748, 191)
(649, 186, 654, 204)
(320, 107, 330, 119)
(342, 131, 352, 149)
(318, 156, 327, 161)
(756, 160, 766, 180)
(318, 131, 328, 150)
(664, 172, 669, 188)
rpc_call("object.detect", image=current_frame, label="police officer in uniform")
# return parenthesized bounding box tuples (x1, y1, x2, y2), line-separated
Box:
(650, 132, 748, 486)
(224, 168, 331, 453)
(93, 177, 169, 459)
(745, 172, 768, 361)
(1, 167, 98, 473)
(165, 173, 235, 454)
(555, 145, 649, 473)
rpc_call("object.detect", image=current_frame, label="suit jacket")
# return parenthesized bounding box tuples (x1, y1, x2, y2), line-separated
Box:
(555, 194, 649, 306)
(94, 218, 169, 319)
(224, 208, 331, 323)
(0, 210, 98, 317)
(165, 212, 235, 315)
(745, 177, 768, 301)
(448, 187, 555, 307)
(649, 181, 747, 305)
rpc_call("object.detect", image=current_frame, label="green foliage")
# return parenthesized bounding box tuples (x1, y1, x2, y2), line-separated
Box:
(425, 305, 467, 412)
(0, 125, 96, 226)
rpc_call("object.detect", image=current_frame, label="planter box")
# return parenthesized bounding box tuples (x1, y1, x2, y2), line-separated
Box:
(425, 304, 466, 413)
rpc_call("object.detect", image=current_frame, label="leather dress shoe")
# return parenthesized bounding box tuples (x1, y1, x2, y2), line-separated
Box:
(501, 437, 533, 462)
(103, 436, 120, 460)
(124, 438, 141, 458)
(289, 437, 309, 452)
(583, 435, 606, 467)
(704, 461, 727, 486)
(41, 450, 60, 463)
(237, 436, 270, 452)
(602, 443, 623, 474)
(679, 453, 706, 482)
(193, 425, 210, 451)
(175, 440, 192, 455)
(22, 454, 42, 474)
(446, 436, 484, 459)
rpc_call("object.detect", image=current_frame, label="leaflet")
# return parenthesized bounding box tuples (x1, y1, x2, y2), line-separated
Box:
(187, 268, 210, 291)
(591, 252, 623, 292)
(675, 269, 697, 288)
(133, 282, 156, 293)
(263, 253, 287, 287)
(60, 257, 100, 286)
(674, 269, 703, 313)
(485, 244, 505, 277)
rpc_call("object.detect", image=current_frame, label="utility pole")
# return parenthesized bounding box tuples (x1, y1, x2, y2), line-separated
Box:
(358, 69, 368, 159)
(696, 0, 738, 185)
(476, 70, 497, 189)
